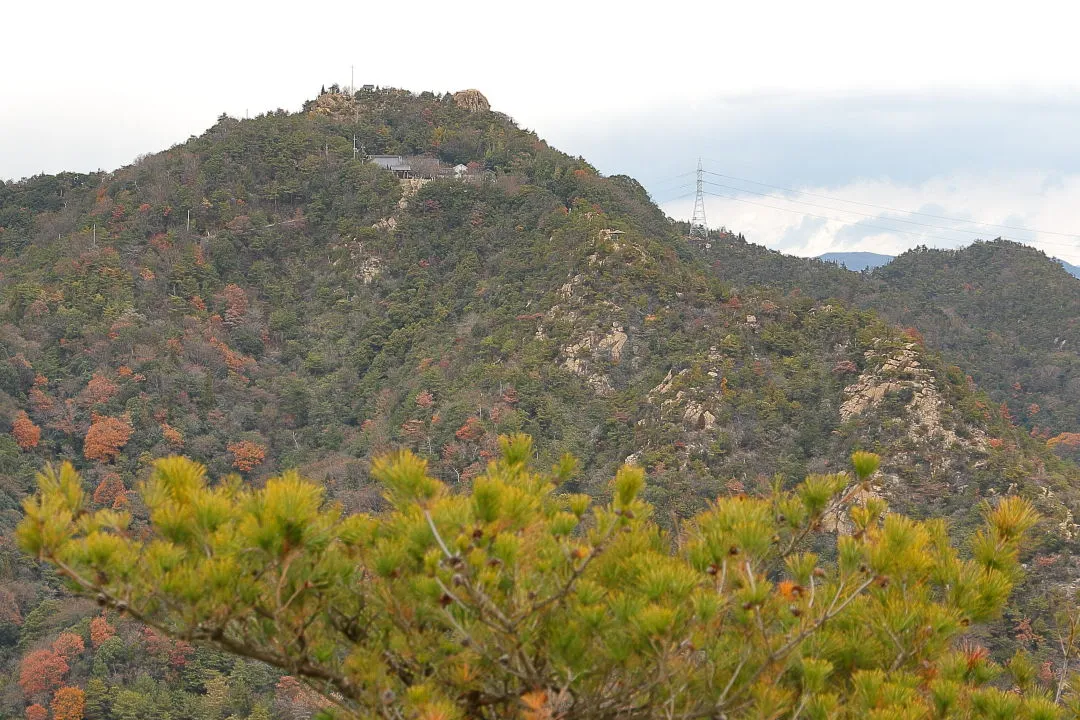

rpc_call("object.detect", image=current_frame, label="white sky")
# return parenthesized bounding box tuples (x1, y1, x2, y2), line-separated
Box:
(5, 0, 1080, 262)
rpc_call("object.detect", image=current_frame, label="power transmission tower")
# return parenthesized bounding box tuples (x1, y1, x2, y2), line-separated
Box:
(689, 158, 709, 243)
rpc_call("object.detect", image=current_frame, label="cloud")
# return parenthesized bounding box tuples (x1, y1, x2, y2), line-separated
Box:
(659, 170, 1080, 265)
(556, 92, 1080, 188)
(538, 92, 1080, 265)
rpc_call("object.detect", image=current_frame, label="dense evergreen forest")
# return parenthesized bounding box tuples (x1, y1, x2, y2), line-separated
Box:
(3, 87, 1080, 718)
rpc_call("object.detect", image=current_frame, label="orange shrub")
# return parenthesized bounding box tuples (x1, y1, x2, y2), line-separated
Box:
(11, 412, 41, 450)
(228, 441, 266, 472)
(161, 422, 184, 449)
(83, 416, 133, 463)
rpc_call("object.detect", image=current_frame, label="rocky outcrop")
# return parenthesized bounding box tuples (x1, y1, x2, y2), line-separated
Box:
(330, 238, 382, 284)
(453, 89, 490, 113)
(840, 341, 980, 449)
(310, 91, 358, 118)
(539, 259, 634, 396)
(560, 323, 628, 396)
(645, 348, 729, 432)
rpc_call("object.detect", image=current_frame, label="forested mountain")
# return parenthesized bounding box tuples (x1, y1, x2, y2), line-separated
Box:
(705, 234, 1080, 440)
(3, 87, 1080, 717)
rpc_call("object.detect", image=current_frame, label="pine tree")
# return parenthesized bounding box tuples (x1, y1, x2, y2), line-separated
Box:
(17, 435, 1061, 718)
(83, 678, 109, 720)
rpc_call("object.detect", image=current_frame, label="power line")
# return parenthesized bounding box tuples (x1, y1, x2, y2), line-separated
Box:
(699, 189, 973, 247)
(649, 171, 697, 188)
(699, 178, 1013, 241)
(650, 184, 694, 202)
(656, 187, 1080, 262)
(651, 163, 1080, 257)
(698, 164, 1080, 241)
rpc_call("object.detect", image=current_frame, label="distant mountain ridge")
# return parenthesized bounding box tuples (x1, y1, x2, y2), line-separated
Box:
(815, 251, 894, 271)
(1059, 257, 1080, 278)
(816, 249, 1080, 278)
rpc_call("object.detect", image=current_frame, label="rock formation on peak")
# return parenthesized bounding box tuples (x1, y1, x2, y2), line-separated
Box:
(453, 89, 490, 113)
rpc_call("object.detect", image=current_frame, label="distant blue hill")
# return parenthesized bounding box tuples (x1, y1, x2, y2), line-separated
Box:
(1058, 259, 1080, 279)
(815, 251, 1080, 278)
(815, 252, 894, 271)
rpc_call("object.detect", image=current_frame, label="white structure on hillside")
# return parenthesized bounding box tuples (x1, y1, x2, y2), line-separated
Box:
(369, 155, 485, 183)
(369, 155, 413, 178)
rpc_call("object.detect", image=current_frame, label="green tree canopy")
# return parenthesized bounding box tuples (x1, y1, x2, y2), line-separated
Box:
(18, 435, 1069, 719)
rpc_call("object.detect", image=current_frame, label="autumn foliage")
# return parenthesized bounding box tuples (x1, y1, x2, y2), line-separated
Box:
(160, 422, 184, 449)
(50, 686, 86, 720)
(80, 373, 118, 406)
(143, 628, 194, 668)
(1049, 432, 1080, 450)
(222, 283, 248, 327)
(228, 440, 266, 472)
(92, 473, 127, 508)
(51, 633, 85, 661)
(11, 411, 41, 450)
(18, 649, 68, 696)
(454, 416, 484, 442)
(25, 705, 47, 720)
(89, 613, 115, 648)
(83, 415, 132, 463)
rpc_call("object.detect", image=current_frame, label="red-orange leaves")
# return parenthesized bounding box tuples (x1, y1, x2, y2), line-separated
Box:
(81, 372, 118, 406)
(228, 441, 266, 472)
(11, 412, 41, 450)
(18, 649, 68, 696)
(161, 422, 184, 449)
(89, 613, 115, 648)
(222, 283, 248, 327)
(83, 415, 133, 463)
(92, 473, 127, 507)
(455, 417, 484, 442)
(51, 632, 85, 661)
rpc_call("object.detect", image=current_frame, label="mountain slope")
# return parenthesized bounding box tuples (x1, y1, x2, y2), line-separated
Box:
(2, 88, 1079, 714)
(705, 234, 1080, 437)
